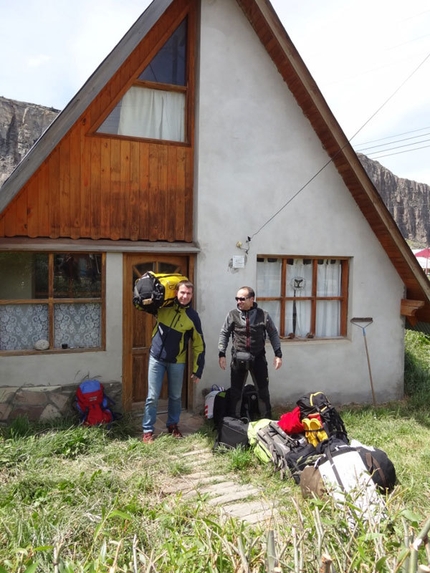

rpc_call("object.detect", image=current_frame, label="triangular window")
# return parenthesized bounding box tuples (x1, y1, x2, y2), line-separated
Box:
(139, 19, 186, 86)
(97, 19, 188, 142)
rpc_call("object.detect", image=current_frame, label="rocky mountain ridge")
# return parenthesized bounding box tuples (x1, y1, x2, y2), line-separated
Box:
(0, 96, 59, 187)
(358, 153, 430, 247)
(0, 95, 429, 246)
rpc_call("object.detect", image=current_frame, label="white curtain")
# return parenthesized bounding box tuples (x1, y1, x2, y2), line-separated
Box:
(256, 258, 281, 296)
(256, 259, 281, 329)
(118, 86, 185, 142)
(315, 260, 341, 337)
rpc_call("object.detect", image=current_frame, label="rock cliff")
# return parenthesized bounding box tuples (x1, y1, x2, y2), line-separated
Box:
(0, 96, 59, 187)
(358, 153, 430, 247)
(0, 96, 429, 246)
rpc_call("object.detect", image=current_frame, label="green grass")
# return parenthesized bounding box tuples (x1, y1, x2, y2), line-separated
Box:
(2, 331, 430, 572)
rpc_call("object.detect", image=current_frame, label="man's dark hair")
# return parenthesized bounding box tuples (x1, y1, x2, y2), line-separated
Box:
(176, 279, 194, 291)
(240, 286, 255, 298)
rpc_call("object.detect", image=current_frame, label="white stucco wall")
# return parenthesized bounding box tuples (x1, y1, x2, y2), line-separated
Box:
(193, 0, 405, 410)
(0, 253, 124, 388)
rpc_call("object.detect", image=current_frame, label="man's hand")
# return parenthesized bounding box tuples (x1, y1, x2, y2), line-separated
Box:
(191, 375, 200, 384)
(219, 356, 226, 370)
(274, 357, 282, 370)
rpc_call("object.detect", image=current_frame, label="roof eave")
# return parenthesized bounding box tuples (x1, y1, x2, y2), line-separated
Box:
(237, 0, 430, 310)
(0, 0, 173, 214)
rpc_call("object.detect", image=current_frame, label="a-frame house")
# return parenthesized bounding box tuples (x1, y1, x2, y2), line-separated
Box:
(1, 0, 430, 423)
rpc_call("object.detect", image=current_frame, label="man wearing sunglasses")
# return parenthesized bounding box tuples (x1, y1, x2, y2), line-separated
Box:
(218, 286, 282, 419)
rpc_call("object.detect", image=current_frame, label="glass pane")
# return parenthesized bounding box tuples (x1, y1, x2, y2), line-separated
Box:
(260, 301, 280, 331)
(285, 300, 311, 338)
(139, 19, 187, 85)
(158, 262, 183, 274)
(286, 259, 312, 296)
(54, 254, 102, 298)
(257, 258, 281, 296)
(97, 102, 121, 134)
(317, 259, 341, 296)
(54, 303, 101, 348)
(316, 301, 340, 337)
(0, 304, 49, 350)
(0, 252, 48, 300)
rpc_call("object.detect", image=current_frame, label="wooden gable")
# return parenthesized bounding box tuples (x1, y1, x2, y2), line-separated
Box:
(0, 0, 196, 243)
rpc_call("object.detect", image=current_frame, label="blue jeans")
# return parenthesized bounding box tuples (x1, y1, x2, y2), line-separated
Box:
(142, 354, 186, 433)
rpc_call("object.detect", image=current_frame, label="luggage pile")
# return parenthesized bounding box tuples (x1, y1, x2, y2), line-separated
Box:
(207, 388, 396, 525)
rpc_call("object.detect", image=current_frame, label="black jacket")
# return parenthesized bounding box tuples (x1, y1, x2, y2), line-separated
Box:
(218, 303, 282, 359)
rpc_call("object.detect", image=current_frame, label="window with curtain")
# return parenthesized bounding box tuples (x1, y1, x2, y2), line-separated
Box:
(0, 252, 104, 352)
(256, 256, 349, 339)
(97, 18, 188, 143)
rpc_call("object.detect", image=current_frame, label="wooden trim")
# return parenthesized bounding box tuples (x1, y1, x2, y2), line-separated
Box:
(90, 4, 192, 135)
(0, 347, 104, 358)
(236, 0, 430, 318)
(0, 238, 200, 253)
(135, 80, 187, 93)
(256, 255, 350, 338)
(122, 257, 133, 411)
(101, 253, 107, 349)
(122, 252, 194, 413)
(340, 259, 349, 336)
(401, 298, 425, 326)
(186, 1, 196, 149)
(0, 0, 176, 214)
(187, 254, 196, 410)
(0, 251, 106, 354)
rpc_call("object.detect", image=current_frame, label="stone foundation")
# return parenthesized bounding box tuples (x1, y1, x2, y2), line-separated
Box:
(0, 381, 122, 425)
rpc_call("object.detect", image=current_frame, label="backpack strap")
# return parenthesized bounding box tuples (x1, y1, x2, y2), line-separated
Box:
(325, 447, 346, 492)
(364, 451, 387, 488)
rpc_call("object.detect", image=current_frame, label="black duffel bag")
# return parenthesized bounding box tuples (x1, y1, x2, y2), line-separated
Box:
(214, 416, 249, 451)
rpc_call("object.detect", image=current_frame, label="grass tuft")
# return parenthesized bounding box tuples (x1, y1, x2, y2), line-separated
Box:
(1, 331, 430, 571)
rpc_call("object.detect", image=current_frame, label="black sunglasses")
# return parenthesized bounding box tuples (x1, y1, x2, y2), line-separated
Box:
(235, 296, 250, 302)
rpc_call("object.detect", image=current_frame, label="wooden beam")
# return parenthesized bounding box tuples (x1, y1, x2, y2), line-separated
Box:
(401, 299, 425, 326)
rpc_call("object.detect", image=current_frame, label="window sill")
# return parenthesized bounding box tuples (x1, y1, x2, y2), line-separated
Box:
(0, 347, 105, 357)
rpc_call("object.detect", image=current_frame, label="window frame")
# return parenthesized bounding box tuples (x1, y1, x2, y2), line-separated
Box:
(0, 252, 106, 355)
(256, 255, 349, 339)
(94, 16, 191, 145)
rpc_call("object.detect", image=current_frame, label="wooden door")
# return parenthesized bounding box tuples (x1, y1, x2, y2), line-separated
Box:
(122, 254, 190, 412)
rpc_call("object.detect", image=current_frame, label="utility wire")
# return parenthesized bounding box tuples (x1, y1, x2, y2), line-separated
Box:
(363, 136, 430, 155)
(250, 50, 430, 241)
(355, 131, 430, 152)
(354, 125, 430, 147)
(370, 142, 430, 160)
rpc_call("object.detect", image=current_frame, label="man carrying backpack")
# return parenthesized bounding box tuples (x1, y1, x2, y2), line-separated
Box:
(142, 280, 205, 443)
(218, 286, 282, 419)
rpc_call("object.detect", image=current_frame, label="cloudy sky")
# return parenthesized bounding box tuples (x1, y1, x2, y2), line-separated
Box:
(2, 0, 430, 184)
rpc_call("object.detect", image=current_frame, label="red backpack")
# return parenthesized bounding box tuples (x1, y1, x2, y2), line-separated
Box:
(75, 380, 114, 425)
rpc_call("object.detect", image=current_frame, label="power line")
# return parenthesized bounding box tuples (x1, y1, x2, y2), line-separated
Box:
(359, 136, 430, 155)
(250, 50, 430, 240)
(354, 125, 430, 147)
(369, 142, 430, 161)
(355, 131, 430, 152)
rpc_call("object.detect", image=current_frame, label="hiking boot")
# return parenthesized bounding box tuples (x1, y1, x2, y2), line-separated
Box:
(167, 424, 183, 438)
(142, 432, 154, 444)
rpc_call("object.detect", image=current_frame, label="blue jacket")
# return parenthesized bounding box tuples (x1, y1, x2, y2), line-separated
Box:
(150, 301, 205, 379)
